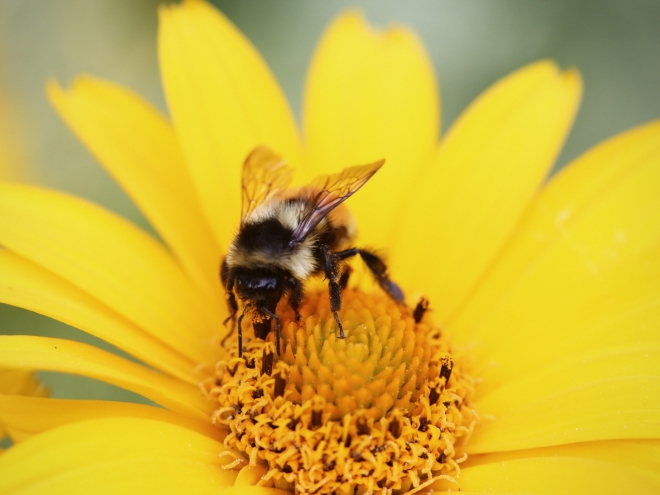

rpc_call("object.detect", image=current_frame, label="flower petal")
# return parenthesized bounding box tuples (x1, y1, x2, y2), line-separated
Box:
(158, 0, 301, 249)
(466, 439, 660, 474)
(302, 11, 439, 246)
(47, 77, 222, 301)
(0, 336, 212, 420)
(444, 447, 660, 494)
(0, 417, 236, 494)
(467, 346, 660, 452)
(0, 370, 47, 441)
(0, 250, 197, 384)
(393, 61, 581, 315)
(0, 182, 221, 364)
(452, 121, 660, 388)
(234, 464, 269, 486)
(0, 394, 220, 443)
(0, 369, 47, 398)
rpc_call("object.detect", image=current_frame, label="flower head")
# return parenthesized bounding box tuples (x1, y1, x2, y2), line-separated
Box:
(0, 1, 659, 494)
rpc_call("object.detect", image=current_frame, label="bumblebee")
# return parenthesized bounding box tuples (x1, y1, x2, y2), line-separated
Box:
(221, 147, 404, 356)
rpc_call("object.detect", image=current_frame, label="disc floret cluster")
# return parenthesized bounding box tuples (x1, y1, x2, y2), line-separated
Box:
(204, 290, 479, 494)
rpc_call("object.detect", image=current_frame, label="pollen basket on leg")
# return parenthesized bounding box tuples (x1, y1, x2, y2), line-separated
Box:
(204, 290, 478, 494)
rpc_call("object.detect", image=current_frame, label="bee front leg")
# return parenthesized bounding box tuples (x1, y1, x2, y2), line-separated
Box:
(237, 309, 247, 358)
(261, 306, 282, 356)
(321, 246, 345, 338)
(220, 258, 239, 348)
(286, 277, 304, 321)
(220, 291, 239, 348)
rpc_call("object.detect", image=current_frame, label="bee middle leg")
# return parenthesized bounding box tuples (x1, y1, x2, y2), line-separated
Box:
(321, 246, 346, 338)
(286, 277, 304, 321)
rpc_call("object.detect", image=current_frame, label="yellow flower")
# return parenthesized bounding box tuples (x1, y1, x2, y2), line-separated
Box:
(1, 0, 659, 493)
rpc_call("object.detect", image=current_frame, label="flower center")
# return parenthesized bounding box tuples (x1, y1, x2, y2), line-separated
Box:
(204, 289, 478, 494)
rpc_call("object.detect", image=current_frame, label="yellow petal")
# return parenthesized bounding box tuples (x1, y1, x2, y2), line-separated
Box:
(216, 489, 288, 495)
(467, 346, 660, 453)
(0, 370, 47, 398)
(158, 0, 301, 249)
(467, 439, 660, 475)
(0, 417, 236, 494)
(0, 370, 47, 442)
(0, 336, 212, 420)
(302, 11, 439, 246)
(234, 464, 269, 486)
(0, 250, 197, 384)
(441, 450, 660, 494)
(0, 394, 220, 443)
(452, 121, 660, 388)
(0, 182, 221, 364)
(47, 77, 222, 301)
(393, 61, 581, 316)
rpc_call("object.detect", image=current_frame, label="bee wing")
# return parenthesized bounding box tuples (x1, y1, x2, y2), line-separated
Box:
(241, 146, 295, 219)
(290, 159, 384, 244)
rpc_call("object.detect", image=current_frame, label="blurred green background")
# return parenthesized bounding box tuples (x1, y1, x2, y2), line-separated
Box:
(0, 0, 658, 401)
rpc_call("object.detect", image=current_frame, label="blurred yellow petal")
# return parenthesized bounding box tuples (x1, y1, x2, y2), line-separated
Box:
(0, 417, 236, 494)
(0, 336, 212, 420)
(0, 92, 29, 182)
(0, 250, 196, 384)
(445, 453, 660, 494)
(47, 77, 221, 301)
(0, 370, 47, 398)
(221, 489, 288, 495)
(0, 182, 221, 364)
(468, 439, 660, 473)
(452, 121, 660, 388)
(158, 0, 301, 249)
(393, 61, 581, 316)
(303, 11, 439, 246)
(0, 370, 47, 441)
(234, 465, 269, 486)
(467, 346, 660, 453)
(0, 394, 220, 442)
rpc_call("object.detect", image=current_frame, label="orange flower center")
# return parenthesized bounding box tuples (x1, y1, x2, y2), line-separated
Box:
(204, 289, 478, 494)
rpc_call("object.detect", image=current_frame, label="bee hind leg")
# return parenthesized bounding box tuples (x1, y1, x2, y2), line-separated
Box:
(336, 248, 405, 303)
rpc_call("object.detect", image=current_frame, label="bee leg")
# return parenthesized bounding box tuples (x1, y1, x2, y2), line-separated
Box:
(286, 277, 304, 321)
(220, 258, 239, 347)
(220, 291, 239, 348)
(339, 265, 352, 291)
(261, 306, 281, 356)
(237, 309, 247, 358)
(321, 246, 346, 338)
(336, 248, 405, 303)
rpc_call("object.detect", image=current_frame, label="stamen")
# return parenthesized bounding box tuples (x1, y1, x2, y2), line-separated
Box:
(205, 289, 478, 494)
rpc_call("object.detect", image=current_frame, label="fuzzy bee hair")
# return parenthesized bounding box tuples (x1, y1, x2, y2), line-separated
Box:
(221, 147, 403, 357)
(226, 197, 333, 281)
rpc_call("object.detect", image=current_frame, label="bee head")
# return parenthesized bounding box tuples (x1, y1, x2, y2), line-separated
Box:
(234, 267, 285, 308)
